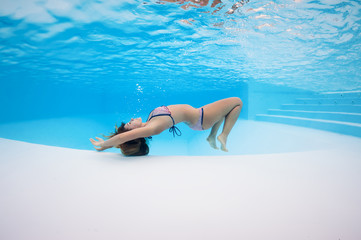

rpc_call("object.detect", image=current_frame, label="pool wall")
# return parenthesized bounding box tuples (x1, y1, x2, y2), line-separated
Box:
(2, 74, 360, 145)
(0, 75, 249, 124)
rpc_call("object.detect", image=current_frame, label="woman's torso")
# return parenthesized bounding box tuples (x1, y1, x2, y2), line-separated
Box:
(148, 104, 200, 127)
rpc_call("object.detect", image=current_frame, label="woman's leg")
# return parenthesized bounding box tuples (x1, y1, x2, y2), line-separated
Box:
(202, 97, 243, 151)
(217, 105, 242, 151)
(206, 117, 224, 149)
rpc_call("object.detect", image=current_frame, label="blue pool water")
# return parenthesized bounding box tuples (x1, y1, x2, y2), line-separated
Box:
(0, 0, 361, 154)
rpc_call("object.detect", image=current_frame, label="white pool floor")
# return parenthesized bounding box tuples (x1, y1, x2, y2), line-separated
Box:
(1, 123, 361, 240)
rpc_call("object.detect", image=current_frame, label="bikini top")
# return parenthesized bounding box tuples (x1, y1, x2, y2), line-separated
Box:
(147, 106, 182, 137)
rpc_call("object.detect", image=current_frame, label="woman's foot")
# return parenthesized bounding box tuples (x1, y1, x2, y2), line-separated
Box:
(207, 136, 219, 150)
(217, 134, 228, 152)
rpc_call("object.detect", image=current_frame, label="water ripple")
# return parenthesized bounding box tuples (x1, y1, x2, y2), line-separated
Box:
(0, 0, 360, 92)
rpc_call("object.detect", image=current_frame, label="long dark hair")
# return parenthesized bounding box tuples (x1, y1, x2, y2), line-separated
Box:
(105, 123, 149, 156)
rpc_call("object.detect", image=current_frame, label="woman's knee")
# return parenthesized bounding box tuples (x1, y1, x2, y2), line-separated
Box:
(238, 98, 243, 108)
(230, 97, 243, 108)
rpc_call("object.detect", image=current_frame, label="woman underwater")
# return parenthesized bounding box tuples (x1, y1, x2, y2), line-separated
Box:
(90, 97, 243, 156)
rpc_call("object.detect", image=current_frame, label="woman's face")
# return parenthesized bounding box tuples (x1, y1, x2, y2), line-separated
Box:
(125, 117, 143, 130)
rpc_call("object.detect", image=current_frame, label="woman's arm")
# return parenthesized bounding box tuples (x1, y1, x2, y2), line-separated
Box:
(90, 126, 155, 151)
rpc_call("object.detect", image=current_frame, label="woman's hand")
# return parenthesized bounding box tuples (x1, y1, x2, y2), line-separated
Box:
(90, 137, 110, 151)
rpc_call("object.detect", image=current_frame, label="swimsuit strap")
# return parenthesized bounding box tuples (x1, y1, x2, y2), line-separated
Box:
(148, 113, 175, 125)
(169, 125, 182, 137)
